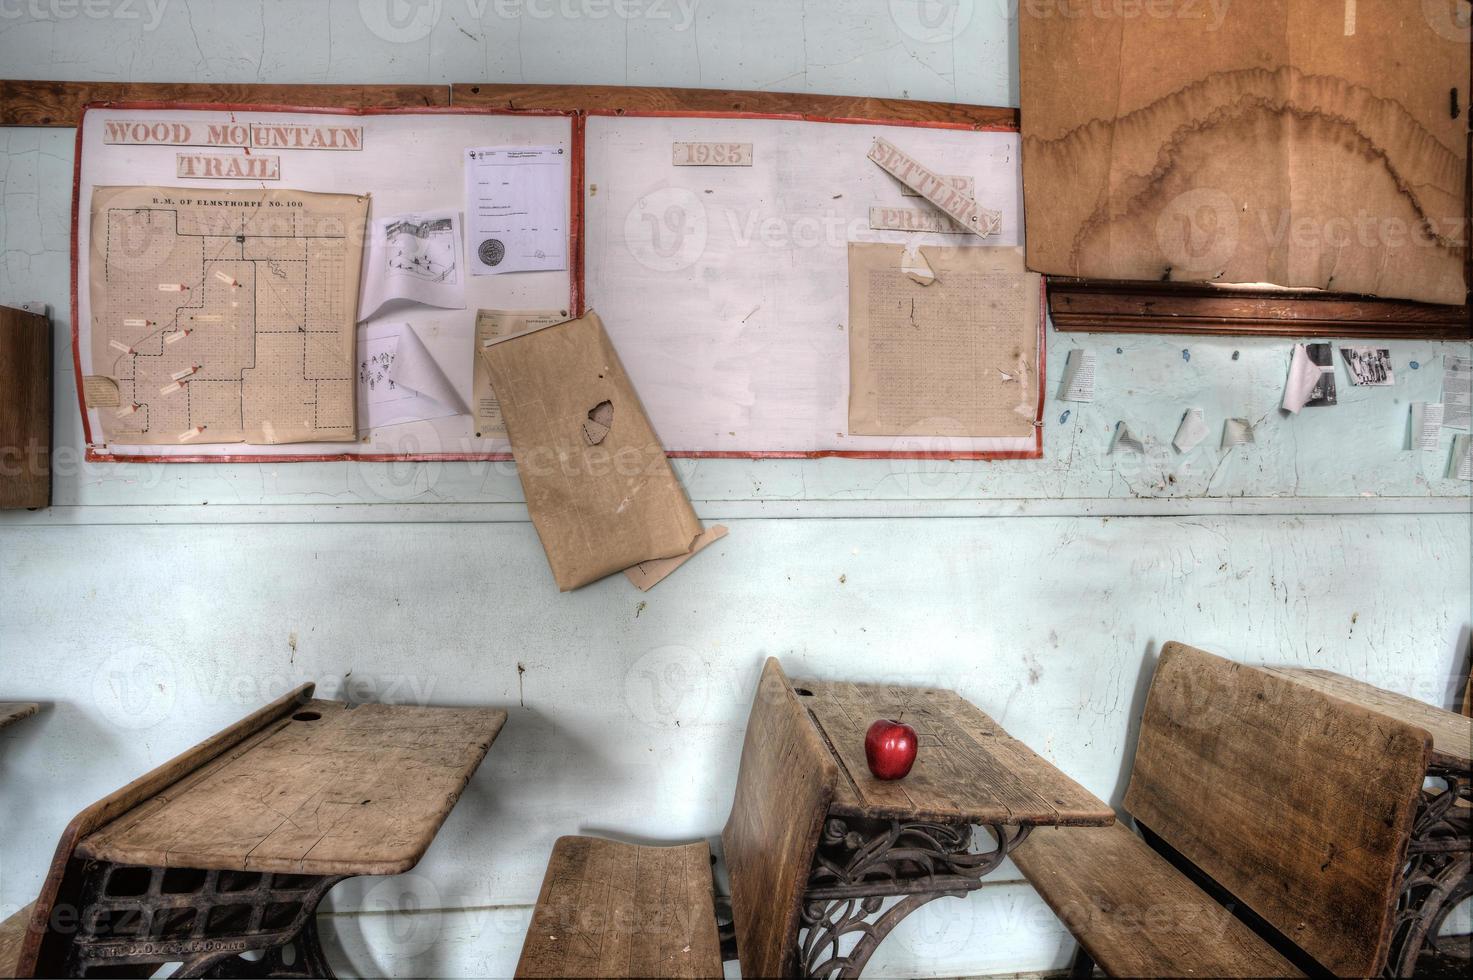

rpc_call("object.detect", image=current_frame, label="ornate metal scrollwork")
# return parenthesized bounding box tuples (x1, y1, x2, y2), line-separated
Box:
(64, 860, 347, 979)
(799, 817, 1029, 979)
(1384, 765, 1472, 978)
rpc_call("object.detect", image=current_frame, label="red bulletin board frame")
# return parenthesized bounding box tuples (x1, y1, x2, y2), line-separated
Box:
(73, 101, 1043, 464)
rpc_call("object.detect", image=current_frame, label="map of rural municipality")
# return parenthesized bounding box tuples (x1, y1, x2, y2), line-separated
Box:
(88, 186, 368, 445)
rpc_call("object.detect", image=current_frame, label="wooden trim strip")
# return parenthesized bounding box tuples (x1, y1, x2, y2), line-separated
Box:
(1047, 278, 1472, 340)
(0, 81, 450, 126)
(451, 82, 1019, 129)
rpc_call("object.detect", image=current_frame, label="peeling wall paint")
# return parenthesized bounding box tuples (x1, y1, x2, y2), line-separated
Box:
(0, 3, 1469, 977)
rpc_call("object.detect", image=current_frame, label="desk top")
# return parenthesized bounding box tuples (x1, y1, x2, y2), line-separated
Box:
(0, 702, 38, 733)
(792, 678, 1114, 827)
(76, 699, 506, 875)
(1261, 666, 1472, 770)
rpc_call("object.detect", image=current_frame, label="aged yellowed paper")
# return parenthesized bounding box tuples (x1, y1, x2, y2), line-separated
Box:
(89, 185, 368, 445)
(847, 243, 1039, 438)
(471, 308, 570, 437)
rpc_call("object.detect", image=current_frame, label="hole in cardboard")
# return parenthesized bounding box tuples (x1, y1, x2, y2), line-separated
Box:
(583, 400, 614, 445)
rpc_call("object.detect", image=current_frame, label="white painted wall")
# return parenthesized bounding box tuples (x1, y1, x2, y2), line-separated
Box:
(1, 3, 1469, 978)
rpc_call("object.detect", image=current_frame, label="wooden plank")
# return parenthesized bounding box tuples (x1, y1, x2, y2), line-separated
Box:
(1046, 278, 1470, 341)
(0, 702, 39, 733)
(793, 678, 1113, 826)
(514, 836, 722, 979)
(1124, 642, 1432, 978)
(1260, 666, 1473, 770)
(1013, 825, 1303, 978)
(77, 700, 506, 875)
(0, 306, 50, 510)
(0, 80, 450, 126)
(20, 683, 315, 978)
(722, 658, 838, 980)
(451, 83, 1018, 129)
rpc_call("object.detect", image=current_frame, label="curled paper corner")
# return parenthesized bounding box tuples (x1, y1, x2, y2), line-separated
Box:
(1109, 421, 1145, 454)
(1222, 418, 1255, 449)
(1172, 408, 1208, 453)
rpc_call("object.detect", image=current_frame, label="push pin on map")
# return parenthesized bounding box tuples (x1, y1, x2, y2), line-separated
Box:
(178, 425, 206, 442)
(158, 282, 189, 292)
(115, 402, 139, 418)
(164, 329, 192, 344)
(213, 270, 240, 287)
(159, 380, 186, 395)
(170, 364, 201, 382)
(122, 318, 153, 328)
(109, 339, 135, 355)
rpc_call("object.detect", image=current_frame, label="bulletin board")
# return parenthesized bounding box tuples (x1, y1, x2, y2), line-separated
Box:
(73, 98, 1042, 463)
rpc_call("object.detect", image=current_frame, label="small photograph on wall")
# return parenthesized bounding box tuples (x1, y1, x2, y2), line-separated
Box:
(1305, 342, 1337, 406)
(1340, 347, 1396, 386)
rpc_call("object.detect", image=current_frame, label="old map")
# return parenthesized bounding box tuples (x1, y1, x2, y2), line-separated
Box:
(88, 186, 368, 445)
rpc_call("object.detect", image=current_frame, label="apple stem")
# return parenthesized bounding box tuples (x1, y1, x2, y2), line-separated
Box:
(896, 711, 904, 723)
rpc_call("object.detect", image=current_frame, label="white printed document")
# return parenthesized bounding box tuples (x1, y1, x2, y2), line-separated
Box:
(464, 145, 568, 276)
(358, 209, 465, 321)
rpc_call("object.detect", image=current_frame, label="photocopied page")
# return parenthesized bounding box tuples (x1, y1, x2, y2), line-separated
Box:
(847, 243, 1039, 438)
(358, 209, 465, 321)
(464, 145, 568, 276)
(356, 322, 467, 431)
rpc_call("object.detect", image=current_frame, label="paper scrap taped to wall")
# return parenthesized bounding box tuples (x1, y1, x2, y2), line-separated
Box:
(1411, 403, 1444, 453)
(1173, 409, 1208, 453)
(481, 310, 702, 591)
(847, 244, 1040, 438)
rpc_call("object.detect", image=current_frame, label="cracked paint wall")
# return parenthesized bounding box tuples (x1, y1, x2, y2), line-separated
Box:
(1, 3, 1469, 977)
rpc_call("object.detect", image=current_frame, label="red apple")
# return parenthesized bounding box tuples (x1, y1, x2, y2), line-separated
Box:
(865, 718, 917, 780)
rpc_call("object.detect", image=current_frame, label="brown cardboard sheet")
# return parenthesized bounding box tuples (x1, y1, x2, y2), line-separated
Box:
(1019, 0, 1470, 305)
(481, 310, 703, 591)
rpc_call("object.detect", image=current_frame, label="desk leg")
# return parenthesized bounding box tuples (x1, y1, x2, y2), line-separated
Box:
(799, 817, 1029, 979)
(1384, 765, 1472, 978)
(62, 860, 347, 978)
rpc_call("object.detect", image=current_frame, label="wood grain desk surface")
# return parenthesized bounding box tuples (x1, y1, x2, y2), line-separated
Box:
(76, 699, 506, 876)
(792, 678, 1114, 827)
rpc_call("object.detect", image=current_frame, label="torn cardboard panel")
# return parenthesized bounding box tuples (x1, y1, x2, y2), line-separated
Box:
(848, 243, 1040, 437)
(1019, 1, 1469, 305)
(472, 308, 569, 437)
(481, 310, 702, 592)
(624, 524, 728, 592)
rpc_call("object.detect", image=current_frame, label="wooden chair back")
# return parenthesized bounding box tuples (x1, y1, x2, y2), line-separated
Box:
(15, 684, 314, 977)
(721, 658, 838, 979)
(1123, 642, 1431, 977)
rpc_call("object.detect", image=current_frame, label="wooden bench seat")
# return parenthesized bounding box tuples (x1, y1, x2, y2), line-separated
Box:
(516, 838, 722, 978)
(515, 658, 838, 978)
(1014, 825, 1301, 978)
(1013, 642, 1433, 978)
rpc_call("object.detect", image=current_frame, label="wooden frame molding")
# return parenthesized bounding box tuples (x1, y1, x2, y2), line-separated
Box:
(0, 80, 449, 125)
(1047, 279, 1472, 341)
(450, 82, 1018, 128)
